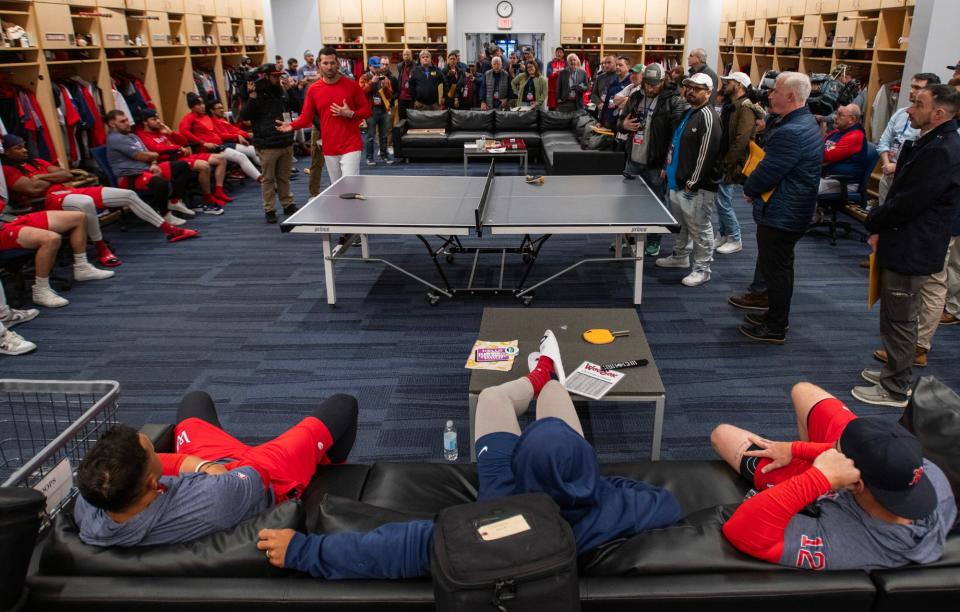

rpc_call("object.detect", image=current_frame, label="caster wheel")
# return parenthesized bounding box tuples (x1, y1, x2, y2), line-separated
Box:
(427, 293, 441, 305)
(445, 253, 455, 263)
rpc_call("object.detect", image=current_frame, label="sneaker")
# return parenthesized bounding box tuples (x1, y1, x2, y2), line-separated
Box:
(282, 204, 299, 216)
(715, 235, 727, 248)
(655, 254, 690, 268)
(738, 321, 785, 345)
(941, 311, 959, 326)
(681, 270, 711, 287)
(384, 157, 396, 165)
(265, 211, 278, 224)
(860, 369, 881, 385)
(716, 240, 743, 255)
(167, 227, 200, 243)
(73, 262, 115, 282)
(872, 345, 927, 367)
(200, 204, 224, 215)
(538, 329, 566, 386)
(0, 329, 36, 355)
(851, 384, 908, 408)
(164, 212, 186, 226)
(0, 307, 39, 328)
(365, 159, 377, 166)
(728, 292, 769, 311)
(32, 286, 69, 308)
(644, 241, 660, 257)
(168, 201, 196, 217)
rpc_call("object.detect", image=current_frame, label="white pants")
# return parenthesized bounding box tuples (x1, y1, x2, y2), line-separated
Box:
(222, 146, 261, 179)
(61, 187, 165, 241)
(324, 150, 361, 184)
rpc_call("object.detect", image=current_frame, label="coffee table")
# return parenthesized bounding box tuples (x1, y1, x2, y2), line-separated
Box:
(467, 307, 666, 461)
(463, 142, 529, 176)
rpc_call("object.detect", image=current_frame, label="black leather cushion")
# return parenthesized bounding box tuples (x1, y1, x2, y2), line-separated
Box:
(493, 132, 542, 147)
(600, 461, 750, 515)
(446, 131, 496, 145)
(450, 110, 493, 131)
(302, 464, 372, 532)
(494, 110, 539, 131)
(405, 110, 449, 129)
(313, 493, 431, 534)
(40, 500, 303, 577)
(542, 132, 580, 147)
(359, 463, 479, 514)
(540, 110, 582, 131)
(401, 133, 449, 148)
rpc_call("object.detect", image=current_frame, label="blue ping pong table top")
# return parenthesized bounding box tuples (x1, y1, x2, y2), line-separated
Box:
(282, 174, 677, 232)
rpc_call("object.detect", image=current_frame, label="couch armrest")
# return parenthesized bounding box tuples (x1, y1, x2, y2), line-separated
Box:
(393, 119, 409, 158)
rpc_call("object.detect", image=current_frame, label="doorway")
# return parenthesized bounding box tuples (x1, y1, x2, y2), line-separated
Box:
(464, 33, 545, 64)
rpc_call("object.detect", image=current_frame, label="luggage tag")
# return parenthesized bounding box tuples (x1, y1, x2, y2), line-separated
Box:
(476, 514, 532, 542)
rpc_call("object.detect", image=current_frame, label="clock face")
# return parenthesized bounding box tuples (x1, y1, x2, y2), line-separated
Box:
(497, 1, 513, 18)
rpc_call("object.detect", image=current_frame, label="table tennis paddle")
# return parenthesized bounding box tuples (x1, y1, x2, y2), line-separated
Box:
(339, 193, 366, 200)
(525, 175, 544, 185)
(582, 329, 630, 345)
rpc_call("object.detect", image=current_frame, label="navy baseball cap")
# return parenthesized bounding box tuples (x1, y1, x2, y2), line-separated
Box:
(840, 417, 937, 520)
(2, 133, 25, 149)
(139, 108, 159, 121)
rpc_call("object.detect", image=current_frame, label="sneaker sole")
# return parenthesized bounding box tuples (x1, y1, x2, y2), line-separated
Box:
(716, 246, 742, 254)
(168, 232, 200, 243)
(850, 388, 908, 408)
(681, 277, 710, 287)
(728, 297, 768, 312)
(169, 208, 196, 216)
(737, 325, 785, 345)
(0, 344, 37, 356)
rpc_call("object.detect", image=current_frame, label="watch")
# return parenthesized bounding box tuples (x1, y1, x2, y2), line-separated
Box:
(496, 1, 513, 18)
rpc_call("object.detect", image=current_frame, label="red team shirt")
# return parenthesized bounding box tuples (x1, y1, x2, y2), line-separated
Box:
(290, 76, 371, 156)
(2, 159, 105, 210)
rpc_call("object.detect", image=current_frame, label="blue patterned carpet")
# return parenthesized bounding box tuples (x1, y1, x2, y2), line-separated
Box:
(3, 156, 958, 463)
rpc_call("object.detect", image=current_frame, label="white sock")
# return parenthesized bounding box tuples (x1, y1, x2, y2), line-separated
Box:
(73, 253, 89, 266)
(35, 276, 50, 289)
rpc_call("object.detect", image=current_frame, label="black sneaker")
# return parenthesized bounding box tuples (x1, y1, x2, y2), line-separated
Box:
(265, 211, 278, 224)
(282, 204, 298, 216)
(738, 321, 786, 345)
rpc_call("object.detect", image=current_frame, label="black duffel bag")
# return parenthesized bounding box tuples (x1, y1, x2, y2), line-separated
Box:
(431, 492, 579, 612)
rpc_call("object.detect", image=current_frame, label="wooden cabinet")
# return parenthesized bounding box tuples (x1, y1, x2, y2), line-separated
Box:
(800, 14, 827, 46)
(819, 0, 840, 12)
(645, 23, 667, 45)
(125, 0, 148, 9)
(100, 7, 130, 46)
(603, 0, 624, 23)
(738, 0, 757, 19)
(361, 0, 383, 22)
(404, 0, 426, 22)
(67, 0, 98, 7)
(561, 0, 582, 23)
(601, 22, 624, 44)
(833, 10, 858, 47)
(215, 15, 233, 44)
(35, 1, 74, 49)
(341, 0, 361, 21)
(183, 12, 205, 44)
(720, 0, 735, 21)
(242, 17, 260, 43)
(779, 0, 803, 16)
(880, 0, 907, 7)
(559, 22, 582, 45)
(184, 0, 214, 14)
(646, 0, 667, 24)
(383, 0, 404, 21)
(733, 20, 747, 45)
(363, 22, 386, 43)
(97, 0, 127, 8)
(215, 0, 240, 18)
(581, 0, 603, 23)
(405, 21, 427, 42)
(667, 0, 688, 24)
(146, 10, 172, 45)
(239, 0, 263, 19)
(624, 0, 645, 23)
(146, 0, 184, 12)
(424, 0, 445, 21)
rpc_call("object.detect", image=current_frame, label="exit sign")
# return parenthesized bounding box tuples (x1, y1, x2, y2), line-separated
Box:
(498, 17, 512, 29)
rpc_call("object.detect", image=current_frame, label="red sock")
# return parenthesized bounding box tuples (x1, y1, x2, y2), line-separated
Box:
(214, 186, 233, 202)
(526, 355, 555, 397)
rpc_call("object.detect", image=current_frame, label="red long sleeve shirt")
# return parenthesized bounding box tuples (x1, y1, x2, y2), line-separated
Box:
(135, 128, 190, 162)
(290, 77, 371, 156)
(822, 127, 865, 164)
(212, 117, 250, 142)
(179, 112, 223, 147)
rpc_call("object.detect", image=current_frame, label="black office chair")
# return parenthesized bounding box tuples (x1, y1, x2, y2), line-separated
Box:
(808, 142, 879, 245)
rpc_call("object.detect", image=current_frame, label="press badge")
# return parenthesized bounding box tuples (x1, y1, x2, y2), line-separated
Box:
(633, 130, 644, 146)
(373, 96, 381, 104)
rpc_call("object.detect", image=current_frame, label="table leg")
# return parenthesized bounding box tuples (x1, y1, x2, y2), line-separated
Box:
(321, 233, 337, 305)
(360, 234, 370, 259)
(469, 392, 479, 461)
(463, 155, 468, 176)
(633, 233, 643, 305)
(614, 233, 623, 259)
(523, 153, 528, 176)
(651, 395, 664, 461)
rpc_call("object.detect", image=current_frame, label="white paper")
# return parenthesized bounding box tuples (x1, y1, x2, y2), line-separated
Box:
(565, 361, 624, 400)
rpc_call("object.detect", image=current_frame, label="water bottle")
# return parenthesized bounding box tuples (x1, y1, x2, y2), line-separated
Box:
(443, 420, 458, 461)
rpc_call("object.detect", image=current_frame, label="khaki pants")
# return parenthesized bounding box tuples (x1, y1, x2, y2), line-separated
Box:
(257, 146, 294, 213)
(917, 236, 959, 349)
(309, 128, 324, 198)
(947, 235, 960, 317)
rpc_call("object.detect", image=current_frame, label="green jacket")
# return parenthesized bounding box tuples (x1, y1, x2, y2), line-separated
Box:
(511, 74, 547, 109)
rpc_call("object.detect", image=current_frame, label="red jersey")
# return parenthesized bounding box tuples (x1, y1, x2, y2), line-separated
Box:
(179, 112, 223, 146)
(135, 128, 190, 162)
(212, 117, 249, 142)
(290, 77, 371, 156)
(2, 158, 60, 206)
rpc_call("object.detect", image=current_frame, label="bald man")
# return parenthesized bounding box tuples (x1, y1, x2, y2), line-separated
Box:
(818, 104, 867, 196)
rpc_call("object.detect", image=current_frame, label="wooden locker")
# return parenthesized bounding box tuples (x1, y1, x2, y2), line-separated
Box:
(214, 0, 238, 17)
(183, 13, 205, 44)
(739, 0, 757, 19)
(645, 24, 667, 45)
(68, 0, 98, 7)
(880, 0, 907, 7)
(242, 18, 260, 43)
(667, 0, 688, 24)
(404, 0, 426, 22)
(646, 0, 668, 24)
(34, 2, 74, 49)
(820, 0, 839, 11)
(733, 21, 747, 45)
(405, 21, 427, 42)
(858, 0, 881, 9)
(805, 0, 821, 13)
(602, 22, 624, 44)
(424, 0, 446, 21)
(624, 0, 645, 23)
(833, 10, 858, 48)
(97, 0, 127, 8)
(340, 0, 362, 22)
(362, 0, 384, 22)
(581, 0, 603, 23)
(753, 20, 771, 44)
(561, 0, 582, 23)
(837, 0, 856, 9)
(773, 21, 792, 46)
(603, 0, 624, 23)
(146, 10, 172, 45)
(559, 23, 582, 45)
(363, 22, 386, 43)
(800, 14, 824, 47)
(126, 0, 148, 9)
(318, 0, 341, 23)
(100, 7, 130, 47)
(215, 16, 233, 44)
(383, 0, 405, 21)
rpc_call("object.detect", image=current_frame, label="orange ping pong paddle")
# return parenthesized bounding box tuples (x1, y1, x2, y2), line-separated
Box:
(582, 329, 630, 345)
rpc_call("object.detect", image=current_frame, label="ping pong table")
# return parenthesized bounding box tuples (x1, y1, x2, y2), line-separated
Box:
(281, 165, 678, 305)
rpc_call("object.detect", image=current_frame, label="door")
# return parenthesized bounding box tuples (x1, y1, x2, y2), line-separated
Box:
(667, 0, 688, 24)
(559, 23, 582, 45)
(561, 0, 582, 23)
(603, 0, 624, 23)
(34, 2, 75, 49)
(340, 0, 362, 22)
(318, 0, 342, 23)
(100, 7, 130, 47)
(646, 0, 668, 24)
(362, 0, 383, 22)
(404, 0, 426, 22)
(624, 0, 645, 23)
(424, 0, 446, 22)
(383, 0, 405, 22)
(146, 10, 172, 46)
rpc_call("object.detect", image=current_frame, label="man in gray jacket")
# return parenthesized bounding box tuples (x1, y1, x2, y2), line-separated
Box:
(480, 57, 510, 111)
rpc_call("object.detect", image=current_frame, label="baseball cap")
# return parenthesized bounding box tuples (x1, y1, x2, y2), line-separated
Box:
(138, 108, 159, 122)
(839, 417, 938, 520)
(258, 63, 283, 75)
(682, 72, 714, 90)
(368, 56, 381, 68)
(630, 63, 645, 74)
(2, 133, 25, 149)
(642, 63, 665, 84)
(720, 71, 751, 89)
(303, 49, 314, 59)
(948, 58, 960, 70)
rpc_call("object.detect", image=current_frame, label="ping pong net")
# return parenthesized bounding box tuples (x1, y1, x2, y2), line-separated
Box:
(474, 161, 496, 236)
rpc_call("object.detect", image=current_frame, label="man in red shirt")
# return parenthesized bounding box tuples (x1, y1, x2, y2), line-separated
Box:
(136, 109, 230, 210)
(278, 46, 370, 185)
(2, 133, 195, 267)
(207, 100, 262, 171)
(179, 94, 262, 182)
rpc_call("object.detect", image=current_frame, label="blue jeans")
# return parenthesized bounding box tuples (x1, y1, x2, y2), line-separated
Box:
(363, 107, 392, 161)
(714, 182, 742, 242)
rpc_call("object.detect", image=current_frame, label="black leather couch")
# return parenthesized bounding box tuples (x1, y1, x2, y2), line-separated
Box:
(21, 423, 959, 611)
(393, 109, 626, 175)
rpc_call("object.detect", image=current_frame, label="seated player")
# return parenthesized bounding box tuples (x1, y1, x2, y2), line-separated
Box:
(74, 391, 358, 547)
(257, 331, 682, 578)
(711, 382, 957, 570)
(0, 210, 113, 308)
(0, 279, 39, 355)
(206, 100, 262, 170)
(135, 109, 231, 210)
(178, 94, 262, 181)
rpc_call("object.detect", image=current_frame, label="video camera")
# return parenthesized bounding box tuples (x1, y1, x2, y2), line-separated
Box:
(807, 65, 861, 116)
(750, 69, 779, 109)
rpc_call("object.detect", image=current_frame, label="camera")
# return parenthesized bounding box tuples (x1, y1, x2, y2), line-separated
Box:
(749, 70, 779, 109)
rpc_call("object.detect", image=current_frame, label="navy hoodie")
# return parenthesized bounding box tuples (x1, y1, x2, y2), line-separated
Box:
(285, 418, 683, 578)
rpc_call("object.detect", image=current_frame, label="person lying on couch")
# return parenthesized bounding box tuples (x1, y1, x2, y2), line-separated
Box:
(256, 330, 683, 578)
(711, 382, 956, 570)
(74, 391, 358, 547)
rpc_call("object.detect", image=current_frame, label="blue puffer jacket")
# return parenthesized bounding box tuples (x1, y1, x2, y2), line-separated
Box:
(745, 106, 824, 233)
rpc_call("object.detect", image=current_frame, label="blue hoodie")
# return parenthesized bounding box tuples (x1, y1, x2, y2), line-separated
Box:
(285, 418, 683, 579)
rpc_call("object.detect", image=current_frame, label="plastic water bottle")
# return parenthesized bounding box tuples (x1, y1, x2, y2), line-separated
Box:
(443, 420, 458, 461)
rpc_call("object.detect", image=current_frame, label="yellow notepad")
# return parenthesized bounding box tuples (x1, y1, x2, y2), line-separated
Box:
(742, 140, 776, 202)
(868, 253, 882, 309)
